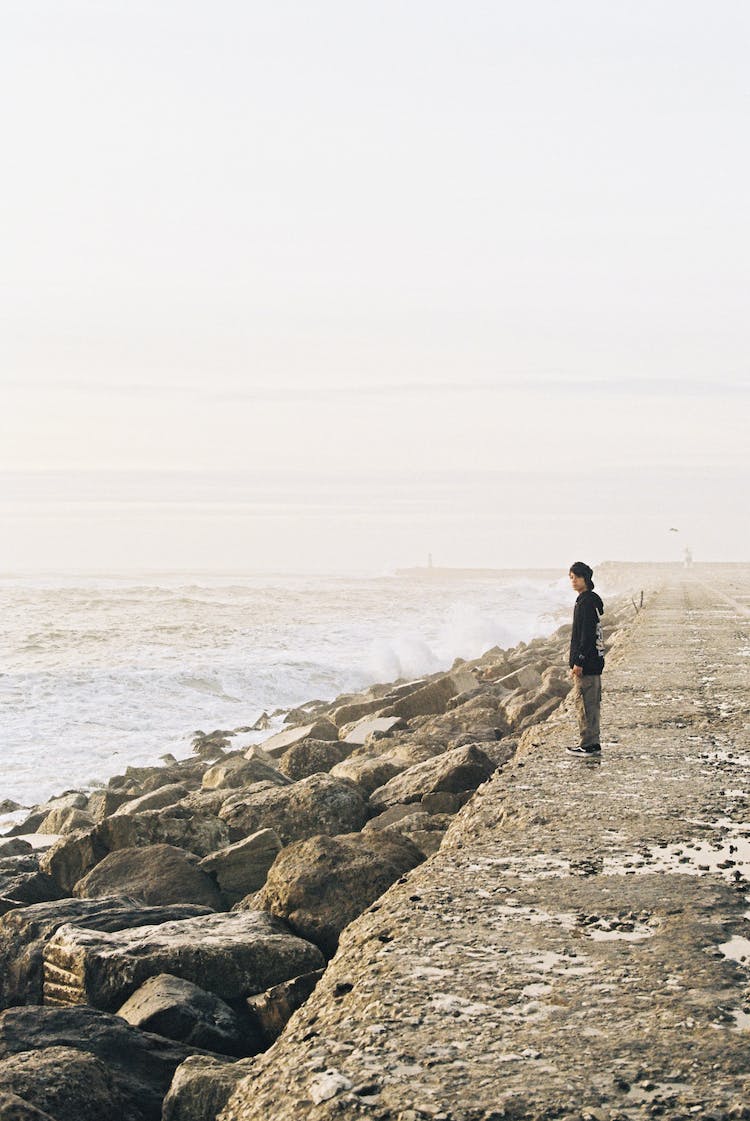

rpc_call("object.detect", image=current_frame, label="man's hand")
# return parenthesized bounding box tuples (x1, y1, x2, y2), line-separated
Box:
(571, 665, 583, 678)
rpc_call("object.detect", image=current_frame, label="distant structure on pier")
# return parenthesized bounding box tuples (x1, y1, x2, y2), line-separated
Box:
(427, 553, 433, 569)
(683, 546, 693, 568)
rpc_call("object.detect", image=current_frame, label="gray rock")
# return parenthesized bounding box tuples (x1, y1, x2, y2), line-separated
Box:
(330, 696, 387, 727)
(111, 784, 189, 817)
(0, 842, 33, 859)
(420, 790, 473, 814)
(201, 754, 288, 792)
(381, 670, 476, 720)
(369, 744, 496, 812)
(43, 910, 325, 1010)
(0, 1006, 206, 1121)
(277, 739, 352, 781)
(162, 1055, 255, 1121)
(219, 773, 368, 845)
(74, 845, 227, 910)
(245, 969, 325, 1045)
(255, 831, 424, 955)
(117, 974, 251, 1056)
(97, 806, 229, 858)
(198, 829, 282, 904)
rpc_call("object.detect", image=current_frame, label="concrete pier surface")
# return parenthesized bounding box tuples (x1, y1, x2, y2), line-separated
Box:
(221, 568, 750, 1121)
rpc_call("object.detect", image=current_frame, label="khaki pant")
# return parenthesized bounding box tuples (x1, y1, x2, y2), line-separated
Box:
(573, 674, 602, 748)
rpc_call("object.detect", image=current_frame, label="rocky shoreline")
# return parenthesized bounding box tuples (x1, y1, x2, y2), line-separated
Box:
(0, 591, 636, 1121)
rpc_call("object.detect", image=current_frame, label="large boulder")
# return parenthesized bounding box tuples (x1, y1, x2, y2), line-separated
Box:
(201, 754, 288, 792)
(37, 806, 94, 836)
(218, 773, 368, 845)
(330, 696, 386, 727)
(381, 670, 476, 720)
(0, 1006, 206, 1121)
(38, 829, 109, 896)
(369, 743, 496, 812)
(162, 1055, 255, 1121)
(110, 784, 189, 817)
(330, 755, 404, 798)
(86, 788, 133, 821)
(341, 715, 406, 745)
(97, 806, 229, 858)
(0, 855, 62, 915)
(197, 829, 282, 905)
(254, 831, 424, 956)
(0, 897, 211, 1009)
(277, 739, 352, 782)
(0, 1045, 131, 1121)
(43, 910, 325, 1010)
(117, 974, 250, 1056)
(253, 719, 339, 759)
(74, 845, 227, 910)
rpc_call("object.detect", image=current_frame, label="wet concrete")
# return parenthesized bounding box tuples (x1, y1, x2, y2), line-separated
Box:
(220, 569, 750, 1121)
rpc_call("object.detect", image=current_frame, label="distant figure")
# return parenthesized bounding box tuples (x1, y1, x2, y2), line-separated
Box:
(684, 546, 693, 568)
(566, 561, 605, 757)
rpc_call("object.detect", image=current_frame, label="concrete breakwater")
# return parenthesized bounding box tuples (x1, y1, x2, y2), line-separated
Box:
(2, 567, 747, 1120)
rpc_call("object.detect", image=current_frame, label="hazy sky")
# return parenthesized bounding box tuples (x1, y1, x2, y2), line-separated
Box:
(1, 1, 747, 569)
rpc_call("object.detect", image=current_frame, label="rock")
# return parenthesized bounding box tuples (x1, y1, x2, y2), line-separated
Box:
(0, 897, 211, 1009)
(197, 829, 282, 904)
(277, 739, 352, 781)
(117, 974, 250, 1056)
(162, 1055, 255, 1121)
(37, 806, 94, 836)
(97, 807, 229, 858)
(0, 862, 62, 914)
(41, 793, 88, 814)
(253, 719, 339, 759)
(245, 969, 325, 1046)
(43, 910, 325, 1010)
(38, 829, 109, 895)
(496, 664, 542, 691)
(331, 696, 387, 727)
(0, 1006, 207, 1121)
(379, 676, 455, 720)
(369, 744, 496, 812)
(0, 841, 33, 859)
(219, 773, 368, 845)
(330, 754, 404, 797)
(419, 790, 473, 814)
(0, 1090, 57, 1119)
(0, 1045, 132, 1121)
(201, 754, 289, 792)
(255, 831, 424, 955)
(86, 789, 133, 821)
(5, 812, 47, 837)
(341, 716, 406, 745)
(363, 804, 424, 832)
(111, 784, 189, 817)
(74, 845, 227, 910)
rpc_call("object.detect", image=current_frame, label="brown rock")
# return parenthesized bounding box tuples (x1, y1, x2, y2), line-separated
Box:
(255, 831, 424, 955)
(74, 845, 226, 910)
(198, 829, 282, 904)
(218, 773, 367, 846)
(277, 739, 352, 781)
(369, 744, 496, 812)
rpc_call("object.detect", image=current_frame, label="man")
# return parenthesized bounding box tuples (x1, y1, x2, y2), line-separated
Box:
(566, 561, 605, 756)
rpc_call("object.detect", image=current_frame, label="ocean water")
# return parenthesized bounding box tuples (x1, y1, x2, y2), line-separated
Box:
(0, 569, 572, 814)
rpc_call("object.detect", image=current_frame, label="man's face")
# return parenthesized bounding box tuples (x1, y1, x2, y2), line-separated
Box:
(569, 571, 587, 594)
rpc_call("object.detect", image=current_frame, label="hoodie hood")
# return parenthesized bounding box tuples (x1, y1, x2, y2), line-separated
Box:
(579, 590, 604, 614)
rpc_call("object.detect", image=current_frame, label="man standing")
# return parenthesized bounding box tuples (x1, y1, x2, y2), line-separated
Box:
(566, 561, 605, 756)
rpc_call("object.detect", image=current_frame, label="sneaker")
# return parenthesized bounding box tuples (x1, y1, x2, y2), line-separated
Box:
(566, 744, 602, 756)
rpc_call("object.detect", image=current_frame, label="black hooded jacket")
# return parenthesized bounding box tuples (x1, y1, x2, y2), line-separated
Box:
(569, 589, 605, 675)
